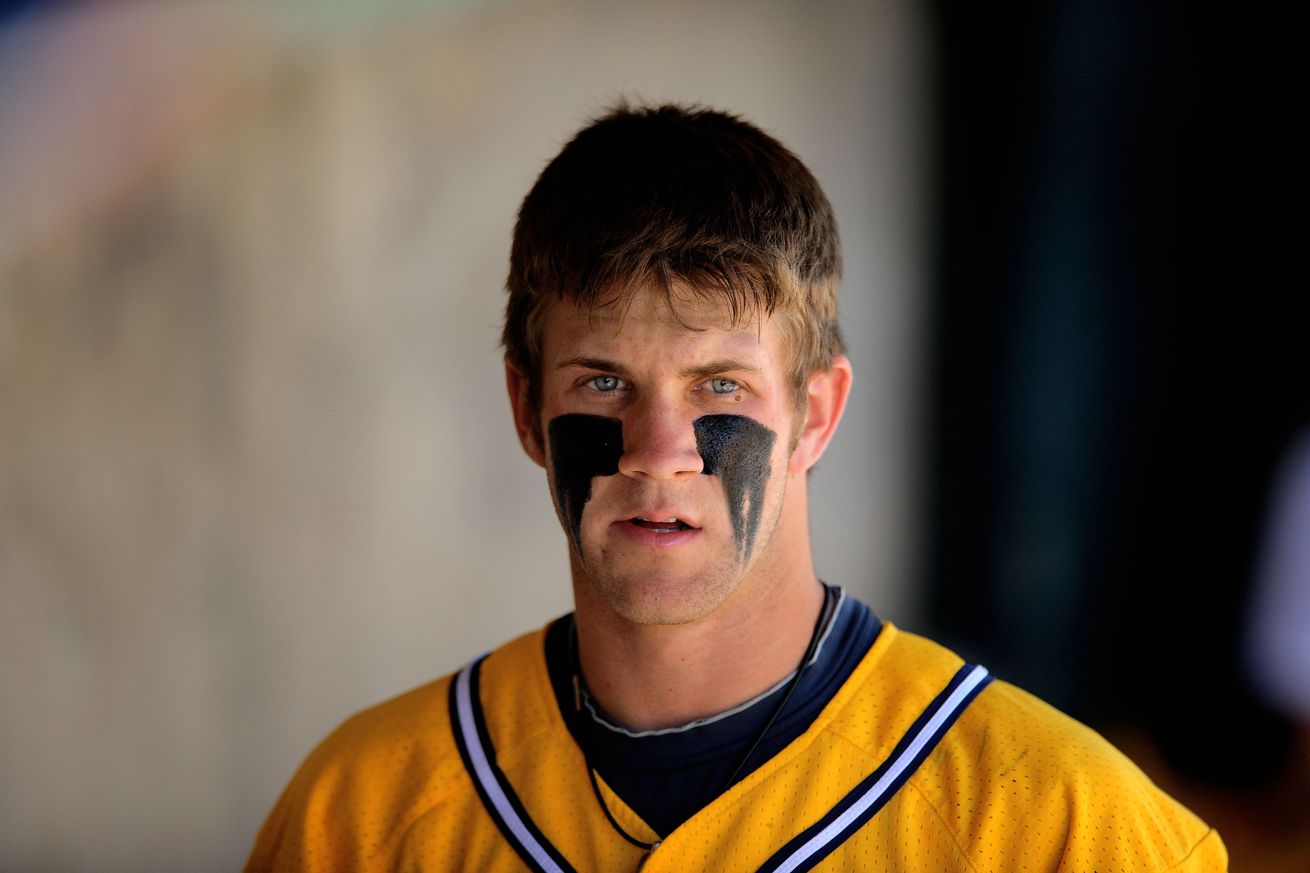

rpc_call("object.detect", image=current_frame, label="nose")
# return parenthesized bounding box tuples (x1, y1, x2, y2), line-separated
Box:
(617, 397, 704, 480)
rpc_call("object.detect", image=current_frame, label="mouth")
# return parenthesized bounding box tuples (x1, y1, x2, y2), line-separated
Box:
(629, 517, 697, 534)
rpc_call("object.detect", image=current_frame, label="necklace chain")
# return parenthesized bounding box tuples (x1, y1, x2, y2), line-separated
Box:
(568, 586, 838, 855)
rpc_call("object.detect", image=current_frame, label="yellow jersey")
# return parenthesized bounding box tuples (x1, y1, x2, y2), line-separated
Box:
(245, 621, 1226, 871)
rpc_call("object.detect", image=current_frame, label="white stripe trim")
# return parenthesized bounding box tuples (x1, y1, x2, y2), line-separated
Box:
(455, 660, 568, 873)
(769, 665, 990, 873)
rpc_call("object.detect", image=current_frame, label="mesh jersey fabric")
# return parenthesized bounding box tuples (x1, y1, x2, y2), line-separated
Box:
(244, 617, 1227, 872)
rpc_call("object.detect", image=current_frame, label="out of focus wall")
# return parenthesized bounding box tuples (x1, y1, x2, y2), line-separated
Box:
(0, 2, 928, 870)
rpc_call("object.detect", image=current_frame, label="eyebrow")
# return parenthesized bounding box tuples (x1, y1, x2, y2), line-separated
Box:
(679, 359, 762, 379)
(556, 357, 632, 376)
(555, 356, 761, 379)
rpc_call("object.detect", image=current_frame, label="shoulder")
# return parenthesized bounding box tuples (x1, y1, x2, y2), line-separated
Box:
(294, 670, 465, 805)
(244, 626, 554, 872)
(877, 629, 1227, 871)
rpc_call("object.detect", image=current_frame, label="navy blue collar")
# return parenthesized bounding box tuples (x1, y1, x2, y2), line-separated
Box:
(545, 586, 882, 836)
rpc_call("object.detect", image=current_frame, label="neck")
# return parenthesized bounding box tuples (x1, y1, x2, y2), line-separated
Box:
(570, 551, 826, 732)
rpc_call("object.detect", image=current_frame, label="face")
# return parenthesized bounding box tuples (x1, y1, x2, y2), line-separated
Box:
(509, 289, 846, 627)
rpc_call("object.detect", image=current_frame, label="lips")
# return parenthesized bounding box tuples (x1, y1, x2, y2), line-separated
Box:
(630, 517, 695, 533)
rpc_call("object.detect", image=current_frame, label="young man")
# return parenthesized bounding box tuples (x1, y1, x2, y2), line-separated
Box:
(246, 104, 1226, 871)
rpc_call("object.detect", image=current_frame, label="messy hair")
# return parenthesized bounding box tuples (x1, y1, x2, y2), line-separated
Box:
(503, 102, 843, 413)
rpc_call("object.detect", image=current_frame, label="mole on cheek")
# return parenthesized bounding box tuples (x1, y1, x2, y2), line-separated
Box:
(693, 415, 777, 563)
(547, 414, 624, 552)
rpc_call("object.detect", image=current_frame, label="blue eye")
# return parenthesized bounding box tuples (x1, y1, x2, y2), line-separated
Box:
(587, 375, 623, 392)
(709, 378, 739, 394)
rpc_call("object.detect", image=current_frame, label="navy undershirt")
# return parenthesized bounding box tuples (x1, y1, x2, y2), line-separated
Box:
(544, 586, 882, 837)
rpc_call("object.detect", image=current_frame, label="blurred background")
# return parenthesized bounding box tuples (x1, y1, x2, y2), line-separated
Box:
(0, 1, 1301, 871)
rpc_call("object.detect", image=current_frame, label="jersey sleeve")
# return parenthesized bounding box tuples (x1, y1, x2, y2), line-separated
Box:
(243, 676, 462, 873)
(914, 678, 1228, 872)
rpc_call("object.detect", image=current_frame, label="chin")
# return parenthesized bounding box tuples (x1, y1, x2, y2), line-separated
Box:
(583, 561, 741, 627)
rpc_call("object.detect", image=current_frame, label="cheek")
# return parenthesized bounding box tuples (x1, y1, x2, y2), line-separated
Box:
(693, 414, 778, 562)
(547, 414, 624, 548)
(694, 415, 777, 476)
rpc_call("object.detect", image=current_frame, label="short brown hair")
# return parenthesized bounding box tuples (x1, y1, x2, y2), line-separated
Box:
(503, 102, 843, 411)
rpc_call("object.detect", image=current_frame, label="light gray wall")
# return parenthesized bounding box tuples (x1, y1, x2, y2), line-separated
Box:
(0, 2, 930, 870)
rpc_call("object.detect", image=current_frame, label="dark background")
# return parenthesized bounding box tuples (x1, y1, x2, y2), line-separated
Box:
(924, 0, 1304, 863)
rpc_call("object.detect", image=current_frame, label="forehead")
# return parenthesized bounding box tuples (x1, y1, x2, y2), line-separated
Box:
(540, 288, 784, 366)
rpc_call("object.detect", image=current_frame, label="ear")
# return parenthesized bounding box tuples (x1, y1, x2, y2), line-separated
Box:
(787, 354, 853, 474)
(505, 358, 547, 468)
